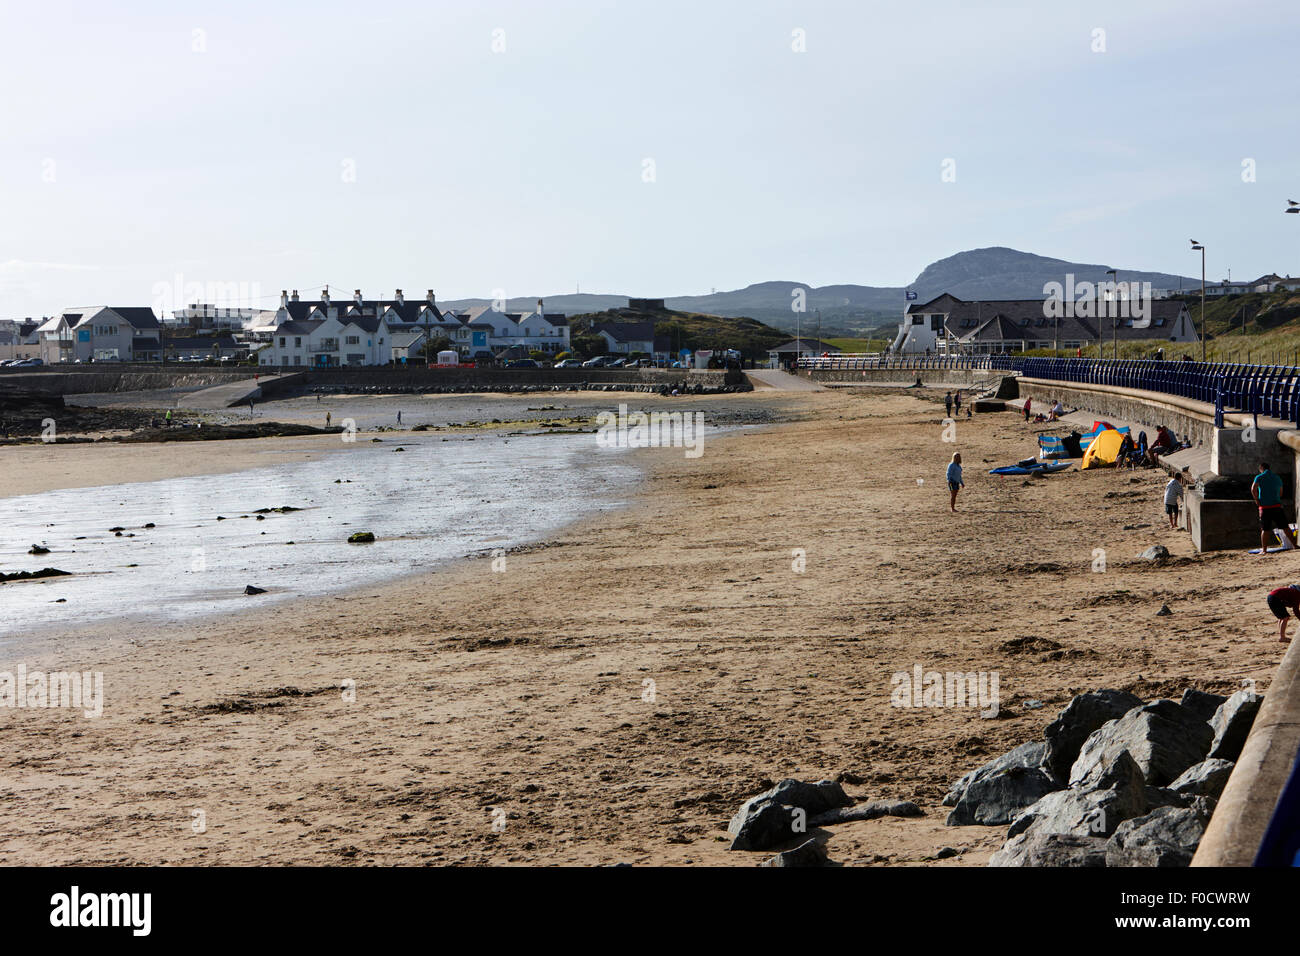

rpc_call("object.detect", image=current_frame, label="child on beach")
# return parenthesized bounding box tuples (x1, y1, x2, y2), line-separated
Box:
(1266, 585, 1300, 642)
(1023, 397, 1031, 422)
(1164, 476, 1183, 529)
(946, 452, 964, 513)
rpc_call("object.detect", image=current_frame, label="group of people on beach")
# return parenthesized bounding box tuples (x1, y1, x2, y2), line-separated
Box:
(943, 391, 969, 419)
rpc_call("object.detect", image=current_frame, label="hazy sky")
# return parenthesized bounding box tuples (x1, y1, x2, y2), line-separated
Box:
(3, 0, 1299, 317)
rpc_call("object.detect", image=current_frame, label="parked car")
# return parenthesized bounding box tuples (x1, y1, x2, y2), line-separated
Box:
(581, 355, 613, 368)
(553, 358, 583, 368)
(505, 359, 541, 369)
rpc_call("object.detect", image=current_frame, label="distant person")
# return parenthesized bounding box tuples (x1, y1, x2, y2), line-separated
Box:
(945, 391, 953, 417)
(947, 452, 965, 513)
(1266, 584, 1300, 643)
(165, 409, 172, 427)
(1050, 399, 1065, 419)
(1023, 397, 1031, 422)
(1253, 462, 1297, 553)
(248, 398, 254, 416)
(397, 410, 402, 425)
(1164, 475, 1184, 528)
(954, 391, 962, 415)
(326, 411, 332, 428)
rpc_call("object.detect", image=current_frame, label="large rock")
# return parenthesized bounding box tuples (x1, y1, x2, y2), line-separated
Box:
(1180, 688, 1227, 724)
(942, 741, 1048, 807)
(1105, 801, 1214, 867)
(1069, 700, 1213, 787)
(1208, 690, 1263, 762)
(989, 831, 1109, 867)
(810, 800, 923, 826)
(727, 779, 851, 851)
(1043, 689, 1144, 782)
(759, 838, 830, 867)
(946, 765, 1059, 826)
(1008, 774, 1146, 840)
(1168, 758, 1234, 801)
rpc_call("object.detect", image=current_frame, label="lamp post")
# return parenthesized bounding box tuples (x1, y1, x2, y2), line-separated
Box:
(1106, 268, 1118, 359)
(1190, 240, 1206, 362)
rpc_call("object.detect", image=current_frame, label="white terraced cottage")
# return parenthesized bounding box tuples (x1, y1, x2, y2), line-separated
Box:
(258, 290, 570, 367)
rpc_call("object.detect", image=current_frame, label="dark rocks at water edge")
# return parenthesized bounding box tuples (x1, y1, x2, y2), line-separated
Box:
(117, 422, 343, 443)
(244, 585, 267, 595)
(0, 567, 71, 583)
(941, 685, 1265, 867)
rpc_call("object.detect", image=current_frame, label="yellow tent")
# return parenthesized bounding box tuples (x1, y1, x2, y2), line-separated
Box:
(1081, 428, 1125, 469)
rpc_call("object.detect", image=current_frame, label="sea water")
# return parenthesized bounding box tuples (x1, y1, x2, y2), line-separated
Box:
(0, 432, 640, 639)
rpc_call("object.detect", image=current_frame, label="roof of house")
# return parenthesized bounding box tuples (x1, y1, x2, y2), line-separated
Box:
(168, 335, 239, 349)
(132, 337, 161, 351)
(908, 294, 1191, 342)
(282, 298, 442, 325)
(593, 320, 655, 342)
(110, 307, 160, 329)
(276, 319, 325, 336)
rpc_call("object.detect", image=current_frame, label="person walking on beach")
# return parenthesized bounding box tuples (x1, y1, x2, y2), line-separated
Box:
(248, 398, 254, 417)
(326, 411, 332, 428)
(165, 408, 172, 428)
(1164, 475, 1184, 529)
(954, 390, 963, 416)
(946, 452, 964, 513)
(1252, 461, 1297, 552)
(945, 391, 953, 418)
(397, 410, 402, 425)
(1266, 584, 1300, 642)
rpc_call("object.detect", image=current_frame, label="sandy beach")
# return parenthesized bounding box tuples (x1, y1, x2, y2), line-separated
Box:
(0, 388, 1287, 866)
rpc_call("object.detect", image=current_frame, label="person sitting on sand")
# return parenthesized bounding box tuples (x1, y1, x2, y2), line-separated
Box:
(1164, 475, 1183, 528)
(1252, 461, 1297, 553)
(1050, 399, 1065, 419)
(946, 452, 964, 513)
(1116, 432, 1136, 469)
(1266, 584, 1300, 643)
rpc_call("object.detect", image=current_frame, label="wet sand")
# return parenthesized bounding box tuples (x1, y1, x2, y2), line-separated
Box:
(0, 389, 1286, 866)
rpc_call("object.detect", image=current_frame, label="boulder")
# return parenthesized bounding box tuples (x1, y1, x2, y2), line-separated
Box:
(1069, 700, 1212, 787)
(943, 740, 1048, 807)
(810, 800, 923, 826)
(759, 838, 830, 867)
(1208, 690, 1263, 762)
(727, 779, 851, 851)
(1137, 545, 1170, 562)
(1167, 758, 1234, 801)
(1179, 688, 1227, 724)
(1043, 689, 1144, 782)
(1105, 801, 1214, 867)
(244, 585, 267, 595)
(946, 765, 1059, 826)
(989, 831, 1109, 867)
(1008, 776, 1146, 841)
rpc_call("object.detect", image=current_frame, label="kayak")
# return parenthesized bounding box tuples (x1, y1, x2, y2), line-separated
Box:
(989, 461, 1073, 476)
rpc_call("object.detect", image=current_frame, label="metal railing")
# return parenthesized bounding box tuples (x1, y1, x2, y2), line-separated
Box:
(795, 353, 1018, 372)
(1018, 357, 1300, 428)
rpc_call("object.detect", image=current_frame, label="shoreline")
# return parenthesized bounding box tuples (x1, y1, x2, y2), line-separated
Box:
(1, 390, 1288, 866)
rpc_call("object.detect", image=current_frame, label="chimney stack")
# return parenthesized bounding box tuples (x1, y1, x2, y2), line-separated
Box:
(321, 288, 330, 307)
(395, 289, 404, 306)
(354, 289, 363, 307)
(280, 290, 288, 308)
(427, 289, 436, 305)
(291, 289, 299, 302)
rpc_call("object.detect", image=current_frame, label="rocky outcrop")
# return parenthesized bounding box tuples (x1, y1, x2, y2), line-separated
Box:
(1105, 800, 1215, 867)
(989, 831, 1109, 867)
(1069, 700, 1212, 787)
(727, 779, 851, 851)
(1208, 690, 1263, 762)
(1042, 689, 1144, 782)
(943, 740, 1047, 807)
(946, 765, 1059, 826)
(1167, 759, 1234, 801)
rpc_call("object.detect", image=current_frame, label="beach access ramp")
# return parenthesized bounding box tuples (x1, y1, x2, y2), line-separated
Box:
(184, 372, 305, 409)
(746, 369, 827, 391)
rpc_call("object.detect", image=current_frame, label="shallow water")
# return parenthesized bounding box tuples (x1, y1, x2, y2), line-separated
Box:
(0, 432, 640, 640)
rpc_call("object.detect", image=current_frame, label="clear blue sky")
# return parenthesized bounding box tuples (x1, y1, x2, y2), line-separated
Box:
(3, 0, 1299, 316)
